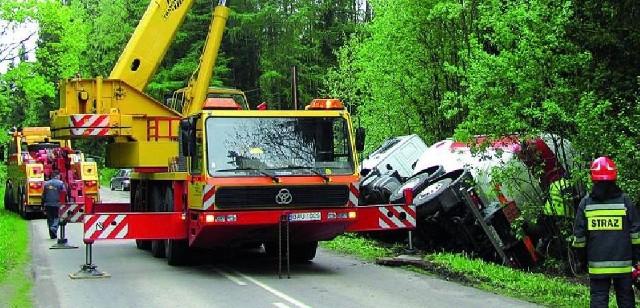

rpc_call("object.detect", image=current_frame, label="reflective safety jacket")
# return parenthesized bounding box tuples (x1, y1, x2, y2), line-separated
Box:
(572, 193, 640, 277)
(543, 178, 573, 217)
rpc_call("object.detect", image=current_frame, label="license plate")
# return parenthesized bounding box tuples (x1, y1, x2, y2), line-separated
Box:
(289, 212, 321, 222)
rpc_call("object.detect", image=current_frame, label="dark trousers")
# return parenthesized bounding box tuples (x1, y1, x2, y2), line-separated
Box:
(45, 205, 60, 239)
(590, 275, 635, 308)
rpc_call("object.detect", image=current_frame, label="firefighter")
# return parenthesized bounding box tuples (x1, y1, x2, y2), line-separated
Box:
(42, 170, 65, 239)
(572, 156, 640, 308)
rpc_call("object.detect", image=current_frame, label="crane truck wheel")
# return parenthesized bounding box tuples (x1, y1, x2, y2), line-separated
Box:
(133, 184, 152, 250)
(165, 239, 189, 266)
(388, 165, 445, 204)
(163, 187, 190, 265)
(264, 241, 318, 263)
(291, 241, 318, 262)
(150, 185, 166, 258)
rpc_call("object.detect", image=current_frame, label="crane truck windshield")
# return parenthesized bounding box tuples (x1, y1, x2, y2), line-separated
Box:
(206, 116, 355, 177)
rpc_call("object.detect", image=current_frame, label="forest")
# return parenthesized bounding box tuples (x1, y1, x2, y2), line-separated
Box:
(0, 0, 639, 205)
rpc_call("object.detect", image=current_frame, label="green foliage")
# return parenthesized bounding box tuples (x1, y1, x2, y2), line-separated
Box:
(458, 0, 588, 138)
(327, 0, 473, 153)
(100, 167, 119, 187)
(230, 0, 361, 109)
(78, 0, 139, 77)
(1, 0, 89, 130)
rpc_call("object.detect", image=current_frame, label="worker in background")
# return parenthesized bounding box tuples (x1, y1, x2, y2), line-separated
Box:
(521, 171, 575, 255)
(42, 170, 66, 239)
(573, 156, 640, 308)
(529, 174, 576, 254)
(544, 174, 574, 218)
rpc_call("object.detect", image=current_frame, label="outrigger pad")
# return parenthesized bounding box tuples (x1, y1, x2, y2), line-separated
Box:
(69, 264, 111, 279)
(50, 238, 79, 250)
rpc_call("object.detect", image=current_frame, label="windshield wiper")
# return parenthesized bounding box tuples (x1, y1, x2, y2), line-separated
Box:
(272, 166, 330, 183)
(216, 167, 280, 183)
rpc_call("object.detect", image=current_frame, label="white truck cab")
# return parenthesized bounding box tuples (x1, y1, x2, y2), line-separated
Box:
(360, 134, 428, 179)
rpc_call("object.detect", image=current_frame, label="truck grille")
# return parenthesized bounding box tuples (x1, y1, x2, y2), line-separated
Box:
(215, 185, 350, 209)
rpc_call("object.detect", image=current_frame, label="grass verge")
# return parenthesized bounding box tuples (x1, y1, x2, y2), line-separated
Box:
(322, 233, 610, 307)
(321, 233, 396, 261)
(0, 190, 32, 307)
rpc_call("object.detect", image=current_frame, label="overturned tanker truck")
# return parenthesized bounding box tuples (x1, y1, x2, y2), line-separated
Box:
(358, 133, 579, 268)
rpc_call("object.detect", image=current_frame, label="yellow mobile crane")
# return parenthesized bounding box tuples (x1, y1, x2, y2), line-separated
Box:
(50, 0, 415, 267)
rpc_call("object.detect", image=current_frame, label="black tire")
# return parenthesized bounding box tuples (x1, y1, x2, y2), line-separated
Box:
(150, 185, 166, 258)
(4, 184, 14, 212)
(136, 240, 152, 250)
(18, 186, 30, 220)
(413, 177, 453, 214)
(163, 186, 189, 265)
(110, 182, 115, 191)
(133, 183, 151, 250)
(389, 165, 445, 204)
(291, 241, 318, 262)
(265, 241, 318, 263)
(165, 239, 189, 266)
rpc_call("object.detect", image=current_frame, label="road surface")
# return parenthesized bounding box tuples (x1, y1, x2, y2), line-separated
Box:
(28, 187, 540, 308)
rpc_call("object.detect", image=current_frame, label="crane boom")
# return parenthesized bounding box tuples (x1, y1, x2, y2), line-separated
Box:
(109, 0, 197, 91)
(183, 4, 230, 116)
(49, 1, 231, 168)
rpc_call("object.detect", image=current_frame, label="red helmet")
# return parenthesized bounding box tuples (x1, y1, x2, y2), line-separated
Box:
(590, 156, 617, 181)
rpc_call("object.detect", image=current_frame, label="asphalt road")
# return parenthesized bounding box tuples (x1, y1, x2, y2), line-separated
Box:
(28, 187, 540, 308)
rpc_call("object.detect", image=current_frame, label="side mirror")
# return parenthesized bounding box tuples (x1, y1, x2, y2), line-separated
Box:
(180, 118, 193, 156)
(355, 127, 365, 152)
(257, 102, 268, 110)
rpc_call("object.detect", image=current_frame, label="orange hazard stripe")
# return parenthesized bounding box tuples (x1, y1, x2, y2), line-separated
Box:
(523, 235, 539, 262)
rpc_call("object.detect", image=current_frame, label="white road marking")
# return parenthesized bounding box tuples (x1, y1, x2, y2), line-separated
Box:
(230, 269, 311, 308)
(273, 303, 290, 308)
(210, 266, 247, 286)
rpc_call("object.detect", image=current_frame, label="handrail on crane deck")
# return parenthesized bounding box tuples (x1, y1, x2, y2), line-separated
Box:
(146, 116, 181, 142)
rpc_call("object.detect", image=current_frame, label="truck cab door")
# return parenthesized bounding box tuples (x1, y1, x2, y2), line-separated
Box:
(181, 116, 206, 209)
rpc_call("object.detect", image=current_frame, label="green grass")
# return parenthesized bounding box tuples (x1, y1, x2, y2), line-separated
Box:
(322, 233, 630, 307)
(0, 208, 32, 307)
(321, 233, 396, 261)
(427, 252, 590, 306)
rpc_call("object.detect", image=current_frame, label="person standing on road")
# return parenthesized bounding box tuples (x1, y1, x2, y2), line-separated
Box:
(573, 156, 640, 308)
(42, 170, 66, 239)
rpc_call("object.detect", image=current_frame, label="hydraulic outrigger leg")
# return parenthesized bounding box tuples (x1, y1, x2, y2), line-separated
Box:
(69, 239, 110, 279)
(50, 215, 78, 249)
